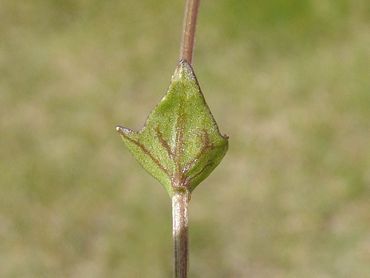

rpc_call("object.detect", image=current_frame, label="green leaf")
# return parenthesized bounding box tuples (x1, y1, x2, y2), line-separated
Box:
(116, 60, 228, 197)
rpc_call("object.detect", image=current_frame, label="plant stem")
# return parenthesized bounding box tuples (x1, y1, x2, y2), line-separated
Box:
(179, 0, 200, 64)
(173, 1, 200, 277)
(172, 191, 190, 278)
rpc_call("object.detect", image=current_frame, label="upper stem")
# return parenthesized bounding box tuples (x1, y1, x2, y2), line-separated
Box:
(179, 0, 200, 64)
(172, 191, 190, 278)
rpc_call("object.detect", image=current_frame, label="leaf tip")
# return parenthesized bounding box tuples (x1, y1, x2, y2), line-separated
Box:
(116, 125, 134, 135)
(172, 59, 196, 82)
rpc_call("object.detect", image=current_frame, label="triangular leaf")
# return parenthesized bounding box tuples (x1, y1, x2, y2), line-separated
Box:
(117, 60, 228, 196)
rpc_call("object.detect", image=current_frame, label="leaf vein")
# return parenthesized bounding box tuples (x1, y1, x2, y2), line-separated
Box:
(120, 131, 171, 178)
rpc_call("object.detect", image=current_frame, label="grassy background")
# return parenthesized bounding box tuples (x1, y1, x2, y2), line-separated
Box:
(1, 0, 369, 277)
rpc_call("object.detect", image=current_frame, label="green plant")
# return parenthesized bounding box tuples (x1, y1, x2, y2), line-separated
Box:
(116, 0, 228, 277)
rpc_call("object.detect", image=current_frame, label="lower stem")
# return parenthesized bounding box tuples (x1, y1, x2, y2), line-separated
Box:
(172, 191, 190, 278)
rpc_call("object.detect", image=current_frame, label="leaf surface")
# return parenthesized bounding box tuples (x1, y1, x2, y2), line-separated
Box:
(117, 60, 228, 196)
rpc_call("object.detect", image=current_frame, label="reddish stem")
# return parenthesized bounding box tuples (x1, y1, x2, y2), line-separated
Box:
(179, 0, 200, 64)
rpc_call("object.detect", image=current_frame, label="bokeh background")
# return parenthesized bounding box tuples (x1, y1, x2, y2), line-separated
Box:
(1, 0, 369, 277)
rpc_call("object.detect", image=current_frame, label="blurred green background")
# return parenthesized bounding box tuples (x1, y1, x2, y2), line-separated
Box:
(1, 0, 369, 277)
